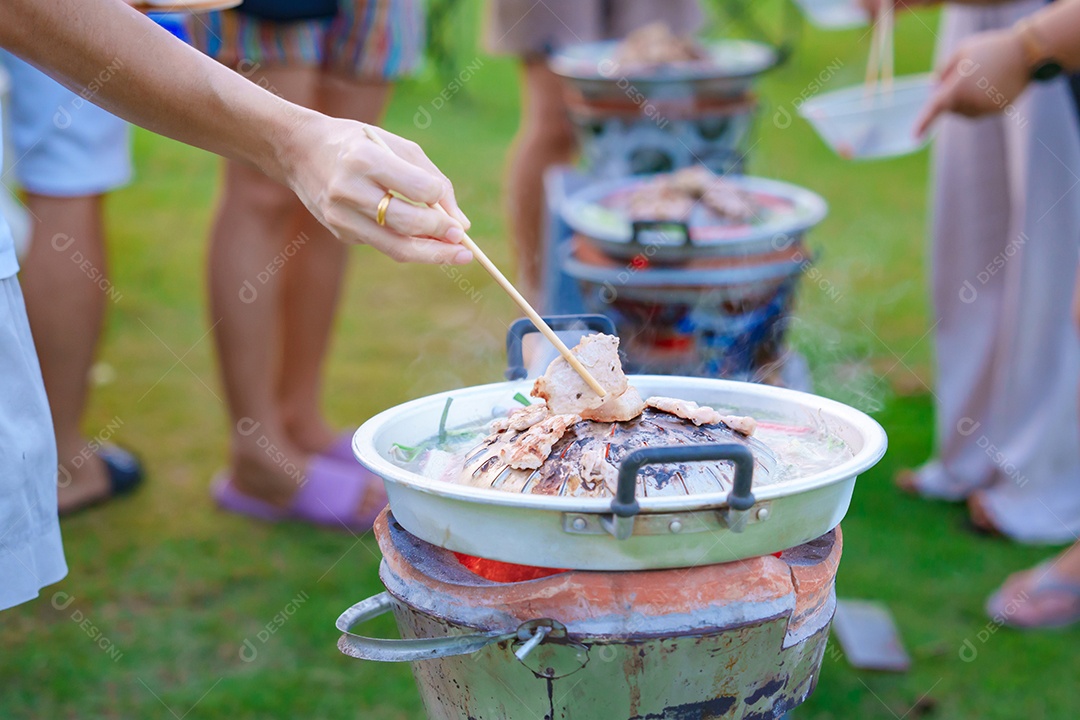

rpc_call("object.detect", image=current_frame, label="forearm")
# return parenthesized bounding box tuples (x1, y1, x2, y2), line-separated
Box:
(1028, 0, 1080, 71)
(0, 0, 310, 185)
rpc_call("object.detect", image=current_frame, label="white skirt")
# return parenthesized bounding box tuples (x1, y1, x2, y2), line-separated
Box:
(927, 0, 1080, 543)
(0, 274, 66, 610)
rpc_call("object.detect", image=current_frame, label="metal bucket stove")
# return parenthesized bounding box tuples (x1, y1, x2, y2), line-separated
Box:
(540, 35, 822, 387)
(553, 173, 827, 386)
(338, 511, 842, 720)
(338, 322, 887, 718)
(549, 37, 777, 179)
(564, 92, 758, 178)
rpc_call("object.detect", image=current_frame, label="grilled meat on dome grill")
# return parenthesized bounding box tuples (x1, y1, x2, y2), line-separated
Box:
(450, 334, 775, 498)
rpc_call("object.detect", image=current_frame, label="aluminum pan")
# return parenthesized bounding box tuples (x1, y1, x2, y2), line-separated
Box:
(354, 375, 886, 514)
(559, 174, 828, 261)
(354, 376, 885, 568)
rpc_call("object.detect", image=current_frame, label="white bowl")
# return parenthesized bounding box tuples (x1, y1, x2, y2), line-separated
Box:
(792, 0, 868, 29)
(798, 74, 935, 160)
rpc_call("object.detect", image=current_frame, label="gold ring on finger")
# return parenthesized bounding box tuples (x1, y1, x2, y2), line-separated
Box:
(376, 191, 393, 227)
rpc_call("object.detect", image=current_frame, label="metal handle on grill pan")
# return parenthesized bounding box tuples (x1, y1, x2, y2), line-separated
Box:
(629, 220, 691, 248)
(336, 592, 515, 662)
(505, 314, 617, 380)
(607, 444, 756, 541)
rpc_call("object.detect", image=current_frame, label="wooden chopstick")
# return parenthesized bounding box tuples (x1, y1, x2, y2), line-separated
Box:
(865, 2, 894, 95)
(359, 125, 608, 399)
(881, 2, 894, 94)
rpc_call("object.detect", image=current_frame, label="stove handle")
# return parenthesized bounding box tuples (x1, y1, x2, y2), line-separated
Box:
(608, 444, 756, 540)
(505, 314, 617, 380)
(336, 592, 514, 662)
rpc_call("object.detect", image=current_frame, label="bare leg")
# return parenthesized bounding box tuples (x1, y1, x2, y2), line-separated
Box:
(208, 65, 318, 508)
(505, 60, 576, 304)
(278, 72, 390, 454)
(19, 193, 110, 512)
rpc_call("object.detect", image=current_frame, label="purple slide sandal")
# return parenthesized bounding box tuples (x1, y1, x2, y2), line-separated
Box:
(212, 454, 386, 533)
(324, 430, 359, 464)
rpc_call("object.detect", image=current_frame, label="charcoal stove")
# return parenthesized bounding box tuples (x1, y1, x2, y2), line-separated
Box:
(564, 92, 758, 179)
(554, 173, 826, 385)
(562, 236, 804, 382)
(549, 37, 776, 180)
(336, 321, 886, 718)
(338, 511, 843, 720)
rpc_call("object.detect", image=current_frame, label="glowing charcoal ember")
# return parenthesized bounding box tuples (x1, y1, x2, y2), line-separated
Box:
(451, 552, 566, 582)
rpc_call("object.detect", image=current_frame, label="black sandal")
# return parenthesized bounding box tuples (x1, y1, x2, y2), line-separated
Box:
(59, 444, 145, 516)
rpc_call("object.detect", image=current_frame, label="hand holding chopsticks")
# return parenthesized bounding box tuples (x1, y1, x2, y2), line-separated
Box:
(360, 125, 608, 399)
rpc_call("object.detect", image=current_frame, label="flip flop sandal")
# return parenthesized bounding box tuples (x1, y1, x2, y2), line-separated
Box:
(60, 444, 146, 516)
(212, 455, 385, 533)
(986, 560, 1080, 629)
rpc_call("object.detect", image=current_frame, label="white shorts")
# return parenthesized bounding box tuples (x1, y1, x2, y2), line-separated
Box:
(1, 52, 131, 197)
(0, 275, 66, 611)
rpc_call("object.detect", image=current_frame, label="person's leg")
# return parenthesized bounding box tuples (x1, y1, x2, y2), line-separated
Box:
(19, 194, 110, 512)
(900, 4, 1009, 500)
(505, 60, 576, 304)
(2, 51, 134, 513)
(965, 0, 1080, 544)
(208, 65, 321, 508)
(277, 72, 389, 455)
(980, 268, 1080, 627)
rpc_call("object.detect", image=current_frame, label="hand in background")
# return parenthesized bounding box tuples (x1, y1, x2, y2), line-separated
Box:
(857, 0, 936, 20)
(915, 28, 1029, 136)
(283, 115, 473, 265)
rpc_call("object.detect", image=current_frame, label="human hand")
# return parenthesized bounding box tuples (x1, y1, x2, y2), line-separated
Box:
(915, 28, 1029, 136)
(279, 112, 473, 265)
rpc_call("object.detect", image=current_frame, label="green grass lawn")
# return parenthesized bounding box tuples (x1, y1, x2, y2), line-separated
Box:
(3, 3, 1078, 718)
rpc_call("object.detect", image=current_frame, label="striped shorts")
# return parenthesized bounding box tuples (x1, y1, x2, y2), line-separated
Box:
(187, 0, 425, 81)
